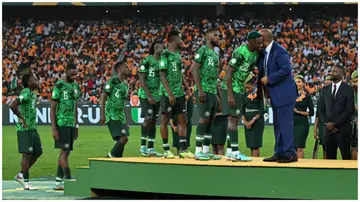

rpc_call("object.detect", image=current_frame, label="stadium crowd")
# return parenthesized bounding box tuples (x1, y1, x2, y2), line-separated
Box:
(2, 16, 358, 104)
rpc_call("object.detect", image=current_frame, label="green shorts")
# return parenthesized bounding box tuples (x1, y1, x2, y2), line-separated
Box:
(17, 130, 42, 154)
(211, 115, 228, 145)
(160, 95, 186, 116)
(55, 126, 76, 151)
(107, 120, 130, 140)
(222, 91, 244, 118)
(140, 98, 160, 119)
(195, 91, 217, 120)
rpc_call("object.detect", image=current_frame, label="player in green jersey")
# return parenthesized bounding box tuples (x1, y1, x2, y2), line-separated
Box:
(100, 61, 131, 159)
(10, 74, 42, 190)
(192, 28, 222, 160)
(159, 29, 194, 159)
(50, 64, 80, 190)
(225, 31, 263, 162)
(138, 40, 165, 157)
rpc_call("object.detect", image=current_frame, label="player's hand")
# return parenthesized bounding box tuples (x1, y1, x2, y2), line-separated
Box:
(199, 90, 206, 104)
(169, 94, 176, 106)
(52, 129, 60, 141)
(244, 121, 251, 129)
(20, 118, 28, 129)
(228, 94, 235, 108)
(330, 127, 338, 134)
(148, 95, 156, 105)
(173, 126, 178, 132)
(314, 130, 319, 140)
(185, 88, 191, 101)
(261, 77, 269, 85)
(74, 128, 79, 140)
(326, 122, 335, 131)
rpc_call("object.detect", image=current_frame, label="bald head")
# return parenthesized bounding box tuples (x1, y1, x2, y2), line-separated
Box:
(259, 29, 274, 47)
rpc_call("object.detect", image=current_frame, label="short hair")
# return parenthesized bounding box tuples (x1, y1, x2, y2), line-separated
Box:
(115, 61, 125, 69)
(22, 74, 32, 88)
(167, 29, 181, 43)
(66, 63, 77, 71)
(335, 64, 345, 75)
(206, 28, 218, 36)
(149, 40, 164, 55)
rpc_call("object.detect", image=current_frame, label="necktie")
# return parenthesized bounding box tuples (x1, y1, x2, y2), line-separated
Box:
(332, 84, 337, 101)
(264, 50, 268, 76)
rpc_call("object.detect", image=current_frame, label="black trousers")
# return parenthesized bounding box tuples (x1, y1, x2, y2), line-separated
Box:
(324, 132, 351, 160)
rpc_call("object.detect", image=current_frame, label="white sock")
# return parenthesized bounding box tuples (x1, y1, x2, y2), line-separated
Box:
(18, 173, 23, 178)
(232, 150, 240, 155)
(195, 147, 202, 153)
(226, 148, 232, 154)
(203, 145, 210, 153)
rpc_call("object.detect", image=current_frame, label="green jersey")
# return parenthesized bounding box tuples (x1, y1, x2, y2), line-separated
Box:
(51, 80, 80, 127)
(228, 45, 259, 94)
(193, 45, 219, 94)
(104, 76, 129, 124)
(159, 49, 184, 98)
(138, 55, 160, 101)
(16, 88, 37, 131)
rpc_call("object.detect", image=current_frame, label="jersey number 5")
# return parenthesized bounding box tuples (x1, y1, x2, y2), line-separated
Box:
(149, 68, 155, 77)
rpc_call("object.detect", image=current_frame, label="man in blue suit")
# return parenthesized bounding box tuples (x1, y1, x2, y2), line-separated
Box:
(258, 29, 298, 163)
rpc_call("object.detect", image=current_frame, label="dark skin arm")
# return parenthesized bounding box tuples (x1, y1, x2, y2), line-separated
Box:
(226, 65, 236, 108)
(100, 93, 108, 124)
(191, 61, 205, 104)
(9, 100, 27, 128)
(139, 72, 155, 104)
(50, 99, 59, 140)
(182, 74, 191, 99)
(216, 83, 222, 111)
(160, 70, 175, 106)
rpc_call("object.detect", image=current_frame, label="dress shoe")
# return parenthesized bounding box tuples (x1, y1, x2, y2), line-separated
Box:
(277, 155, 298, 163)
(263, 156, 279, 162)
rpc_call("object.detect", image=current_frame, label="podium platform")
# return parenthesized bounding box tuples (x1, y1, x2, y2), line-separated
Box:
(64, 157, 358, 199)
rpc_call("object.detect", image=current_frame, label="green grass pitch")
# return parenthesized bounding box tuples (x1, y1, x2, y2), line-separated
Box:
(2, 125, 321, 180)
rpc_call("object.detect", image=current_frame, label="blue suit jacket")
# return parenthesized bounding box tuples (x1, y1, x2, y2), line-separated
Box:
(258, 41, 298, 108)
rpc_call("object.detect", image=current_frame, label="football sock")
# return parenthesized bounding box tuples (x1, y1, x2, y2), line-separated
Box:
(195, 123, 207, 153)
(203, 133, 212, 153)
(63, 167, 71, 179)
(179, 136, 187, 151)
(147, 126, 156, 149)
(162, 138, 170, 151)
(229, 130, 239, 152)
(141, 125, 148, 146)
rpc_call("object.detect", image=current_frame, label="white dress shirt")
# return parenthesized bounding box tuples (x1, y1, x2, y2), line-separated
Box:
(264, 40, 274, 76)
(332, 81, 342, 97)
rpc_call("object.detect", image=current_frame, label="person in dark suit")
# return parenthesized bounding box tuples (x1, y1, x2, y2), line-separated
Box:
(258, 29, 298, 163)
(318, 65, 354, 160)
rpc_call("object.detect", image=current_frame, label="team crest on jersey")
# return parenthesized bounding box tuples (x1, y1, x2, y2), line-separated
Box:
(74, 89, 78, 95)
(236, 109, 241, 115)
(140, 65, 145, 71)
(160, 61, 165, 67)
(105, 85, 110, 90)
(167, 107, 172, 112)
(19, 95, 24, 101)
(64, 143, 70, 148)
(148, 109, 153, 114)
(205, 111, 210, 117)
(28, 147, 33, 152)
(195, 54, 200, 59)
(230, 58, 236, 65)
(121, 129, 126, 134)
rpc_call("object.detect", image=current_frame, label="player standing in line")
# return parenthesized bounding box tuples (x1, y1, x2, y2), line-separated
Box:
(138, 40, 165, 157)
(11, 74, 42, 190)
(100, 61, 131, 158)
(225, 31, 263, 162)
(50, 64, 80, 190)
(192, 28, 222, 160)
(159, 29, 194, 159)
